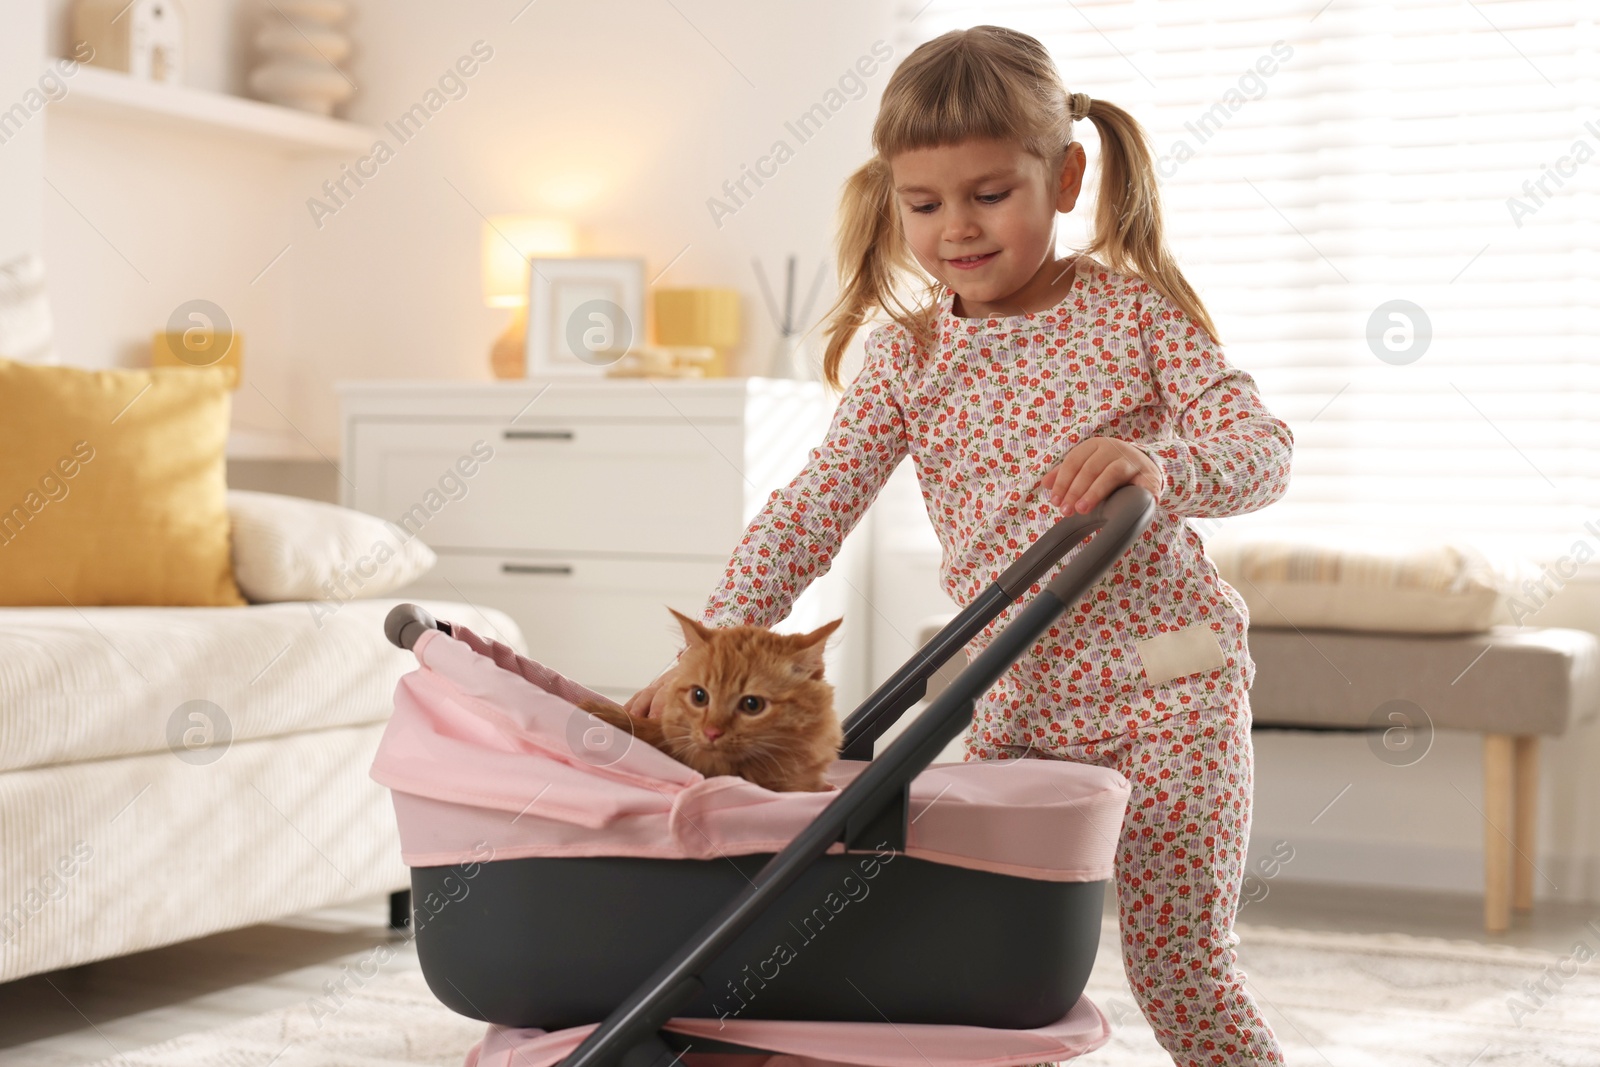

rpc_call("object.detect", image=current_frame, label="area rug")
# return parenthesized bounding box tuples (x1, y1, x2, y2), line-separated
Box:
(84, 917, 1600, 1066)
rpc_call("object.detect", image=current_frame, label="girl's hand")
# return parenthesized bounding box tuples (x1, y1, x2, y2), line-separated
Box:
(1043, 437, 1165, 515)
(623, 666, 678, 720)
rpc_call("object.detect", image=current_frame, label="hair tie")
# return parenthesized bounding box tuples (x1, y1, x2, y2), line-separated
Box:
(1068, 91, 1092, 121)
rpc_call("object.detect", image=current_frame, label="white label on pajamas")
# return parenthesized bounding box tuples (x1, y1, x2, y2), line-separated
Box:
(1136, 624, 1226, 684)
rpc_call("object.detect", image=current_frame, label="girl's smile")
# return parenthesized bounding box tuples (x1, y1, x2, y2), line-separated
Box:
(946, 250, 1000, 270)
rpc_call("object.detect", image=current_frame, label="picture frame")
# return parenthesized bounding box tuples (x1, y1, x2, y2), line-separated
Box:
(525, 257, 646, 376)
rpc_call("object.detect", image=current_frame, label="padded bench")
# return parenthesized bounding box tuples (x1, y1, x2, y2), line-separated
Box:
(913, 617, 1599, 934)
(1246, 624, 1600, 933)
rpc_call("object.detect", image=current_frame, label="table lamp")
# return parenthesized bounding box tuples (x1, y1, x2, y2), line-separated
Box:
(483, 216, 578, 378)
(652, 288, 741, 377)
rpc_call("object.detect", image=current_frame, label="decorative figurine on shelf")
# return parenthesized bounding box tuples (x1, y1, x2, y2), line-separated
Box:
(247, 0, 355, 116)
(603, 345, 716, 379)
(73, 0, 186, 84)
(753, 255, 827, 380)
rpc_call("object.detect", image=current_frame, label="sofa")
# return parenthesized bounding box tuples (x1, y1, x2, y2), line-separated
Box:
(0, 595, 522, 984)
(0, 259, 531, 982)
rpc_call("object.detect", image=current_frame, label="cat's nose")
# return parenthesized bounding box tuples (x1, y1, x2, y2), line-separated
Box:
(702, 726, 724, 743)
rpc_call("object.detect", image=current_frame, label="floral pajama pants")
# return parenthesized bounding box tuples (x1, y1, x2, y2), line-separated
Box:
(966, 702, 1284, 1067)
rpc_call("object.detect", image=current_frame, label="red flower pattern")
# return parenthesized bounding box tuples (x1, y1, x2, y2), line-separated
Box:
(704, 260, 1291, 1065)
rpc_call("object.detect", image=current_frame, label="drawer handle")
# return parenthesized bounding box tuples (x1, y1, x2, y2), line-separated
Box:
(503, 429, 574, 441)
(501, 563, 574, 576)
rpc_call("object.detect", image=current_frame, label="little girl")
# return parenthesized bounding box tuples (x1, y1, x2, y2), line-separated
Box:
(630, 24, 1291, 1067)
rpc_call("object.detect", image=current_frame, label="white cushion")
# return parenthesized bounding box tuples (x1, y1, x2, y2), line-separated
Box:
(0, 599, 522, 774)
(228, 490, 436, 604)
(0, 252, 56, 364)
(1206, 530, 1532, 635)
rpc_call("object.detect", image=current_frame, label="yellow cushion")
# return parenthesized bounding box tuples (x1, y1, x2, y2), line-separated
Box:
(0, 359, 244, 606)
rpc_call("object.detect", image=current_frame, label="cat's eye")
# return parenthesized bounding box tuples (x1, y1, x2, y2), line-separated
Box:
(689, 686, 709, 706)
(737, 695, 766, 714)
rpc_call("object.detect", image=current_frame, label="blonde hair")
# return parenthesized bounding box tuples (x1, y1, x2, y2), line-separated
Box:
(818, 25, 1218, 388)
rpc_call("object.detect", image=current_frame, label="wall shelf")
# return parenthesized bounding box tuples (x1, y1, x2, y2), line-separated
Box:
(47, 64, 377, 156)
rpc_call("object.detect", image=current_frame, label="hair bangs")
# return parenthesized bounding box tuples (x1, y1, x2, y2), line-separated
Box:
(872, 50, 1040, 158)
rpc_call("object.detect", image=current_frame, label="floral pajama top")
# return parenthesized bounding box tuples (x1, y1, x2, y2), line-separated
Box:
(702, 257, 1294, 743)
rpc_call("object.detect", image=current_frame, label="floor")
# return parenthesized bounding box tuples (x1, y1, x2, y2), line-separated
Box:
(0, 882, 1593, 1067)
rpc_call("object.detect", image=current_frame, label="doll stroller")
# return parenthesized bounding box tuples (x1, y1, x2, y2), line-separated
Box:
(372, 486, 1155, 1067)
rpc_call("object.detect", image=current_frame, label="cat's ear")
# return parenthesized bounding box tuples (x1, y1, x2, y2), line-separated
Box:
(667, 607, 713, 650)
(790, 618, 842, 679)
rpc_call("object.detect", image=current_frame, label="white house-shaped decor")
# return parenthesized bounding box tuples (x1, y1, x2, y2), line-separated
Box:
(73, 0, 186, 85)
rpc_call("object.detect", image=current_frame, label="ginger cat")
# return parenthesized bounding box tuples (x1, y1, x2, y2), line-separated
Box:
(578, 609, 843, 792)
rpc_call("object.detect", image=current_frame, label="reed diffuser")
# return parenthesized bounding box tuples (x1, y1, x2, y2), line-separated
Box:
(753, 255, 827, 380)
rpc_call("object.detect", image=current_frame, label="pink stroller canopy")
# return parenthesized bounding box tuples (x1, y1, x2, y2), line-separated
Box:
(371, 625, 1130, 883)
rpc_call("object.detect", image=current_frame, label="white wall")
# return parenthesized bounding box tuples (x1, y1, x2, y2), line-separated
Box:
(0, 1, 45, 262)
(38, 0, 895, 455)
(41, 105, 302, 428)
(289, 0, 895, 446)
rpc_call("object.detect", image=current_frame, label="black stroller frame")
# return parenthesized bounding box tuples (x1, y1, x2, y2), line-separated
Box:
(386, 485, 1156, 1067)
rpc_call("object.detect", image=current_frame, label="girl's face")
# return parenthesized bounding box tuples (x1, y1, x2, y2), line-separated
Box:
(889, 137, 1086, 318)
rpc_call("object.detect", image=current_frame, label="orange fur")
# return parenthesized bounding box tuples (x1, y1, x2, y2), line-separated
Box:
(577, 610, 843, 792)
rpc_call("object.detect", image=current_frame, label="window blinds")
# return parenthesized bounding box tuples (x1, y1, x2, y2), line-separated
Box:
(894, 0, 1599, 564)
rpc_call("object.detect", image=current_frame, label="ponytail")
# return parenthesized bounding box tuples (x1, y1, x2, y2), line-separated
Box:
(1080, 98, 1220, 344)
(817, 157, 936, 390)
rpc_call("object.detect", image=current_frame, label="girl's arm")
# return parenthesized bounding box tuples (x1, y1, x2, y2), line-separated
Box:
(1127, 285, 1294, 518)
(702, 329, 910, 629)
(1046, 284, 1292, 518)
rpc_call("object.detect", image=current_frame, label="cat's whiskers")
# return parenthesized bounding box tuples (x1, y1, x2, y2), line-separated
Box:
(732, 741, 793, 777)
(659, 733, 700, 764)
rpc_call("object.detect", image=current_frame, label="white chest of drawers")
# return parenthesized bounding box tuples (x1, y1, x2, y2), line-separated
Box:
(338, 379, 872, 707)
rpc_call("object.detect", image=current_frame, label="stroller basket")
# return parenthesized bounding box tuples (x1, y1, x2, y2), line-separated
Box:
(374, 486, 1156, 1067)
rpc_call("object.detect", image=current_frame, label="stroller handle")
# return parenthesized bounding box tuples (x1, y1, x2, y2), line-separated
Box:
(558, 484, 1156, 1067)
(838, 483, 1153, 760)
(995, 490, 1140, 597)
(384, 602, 452, 651)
